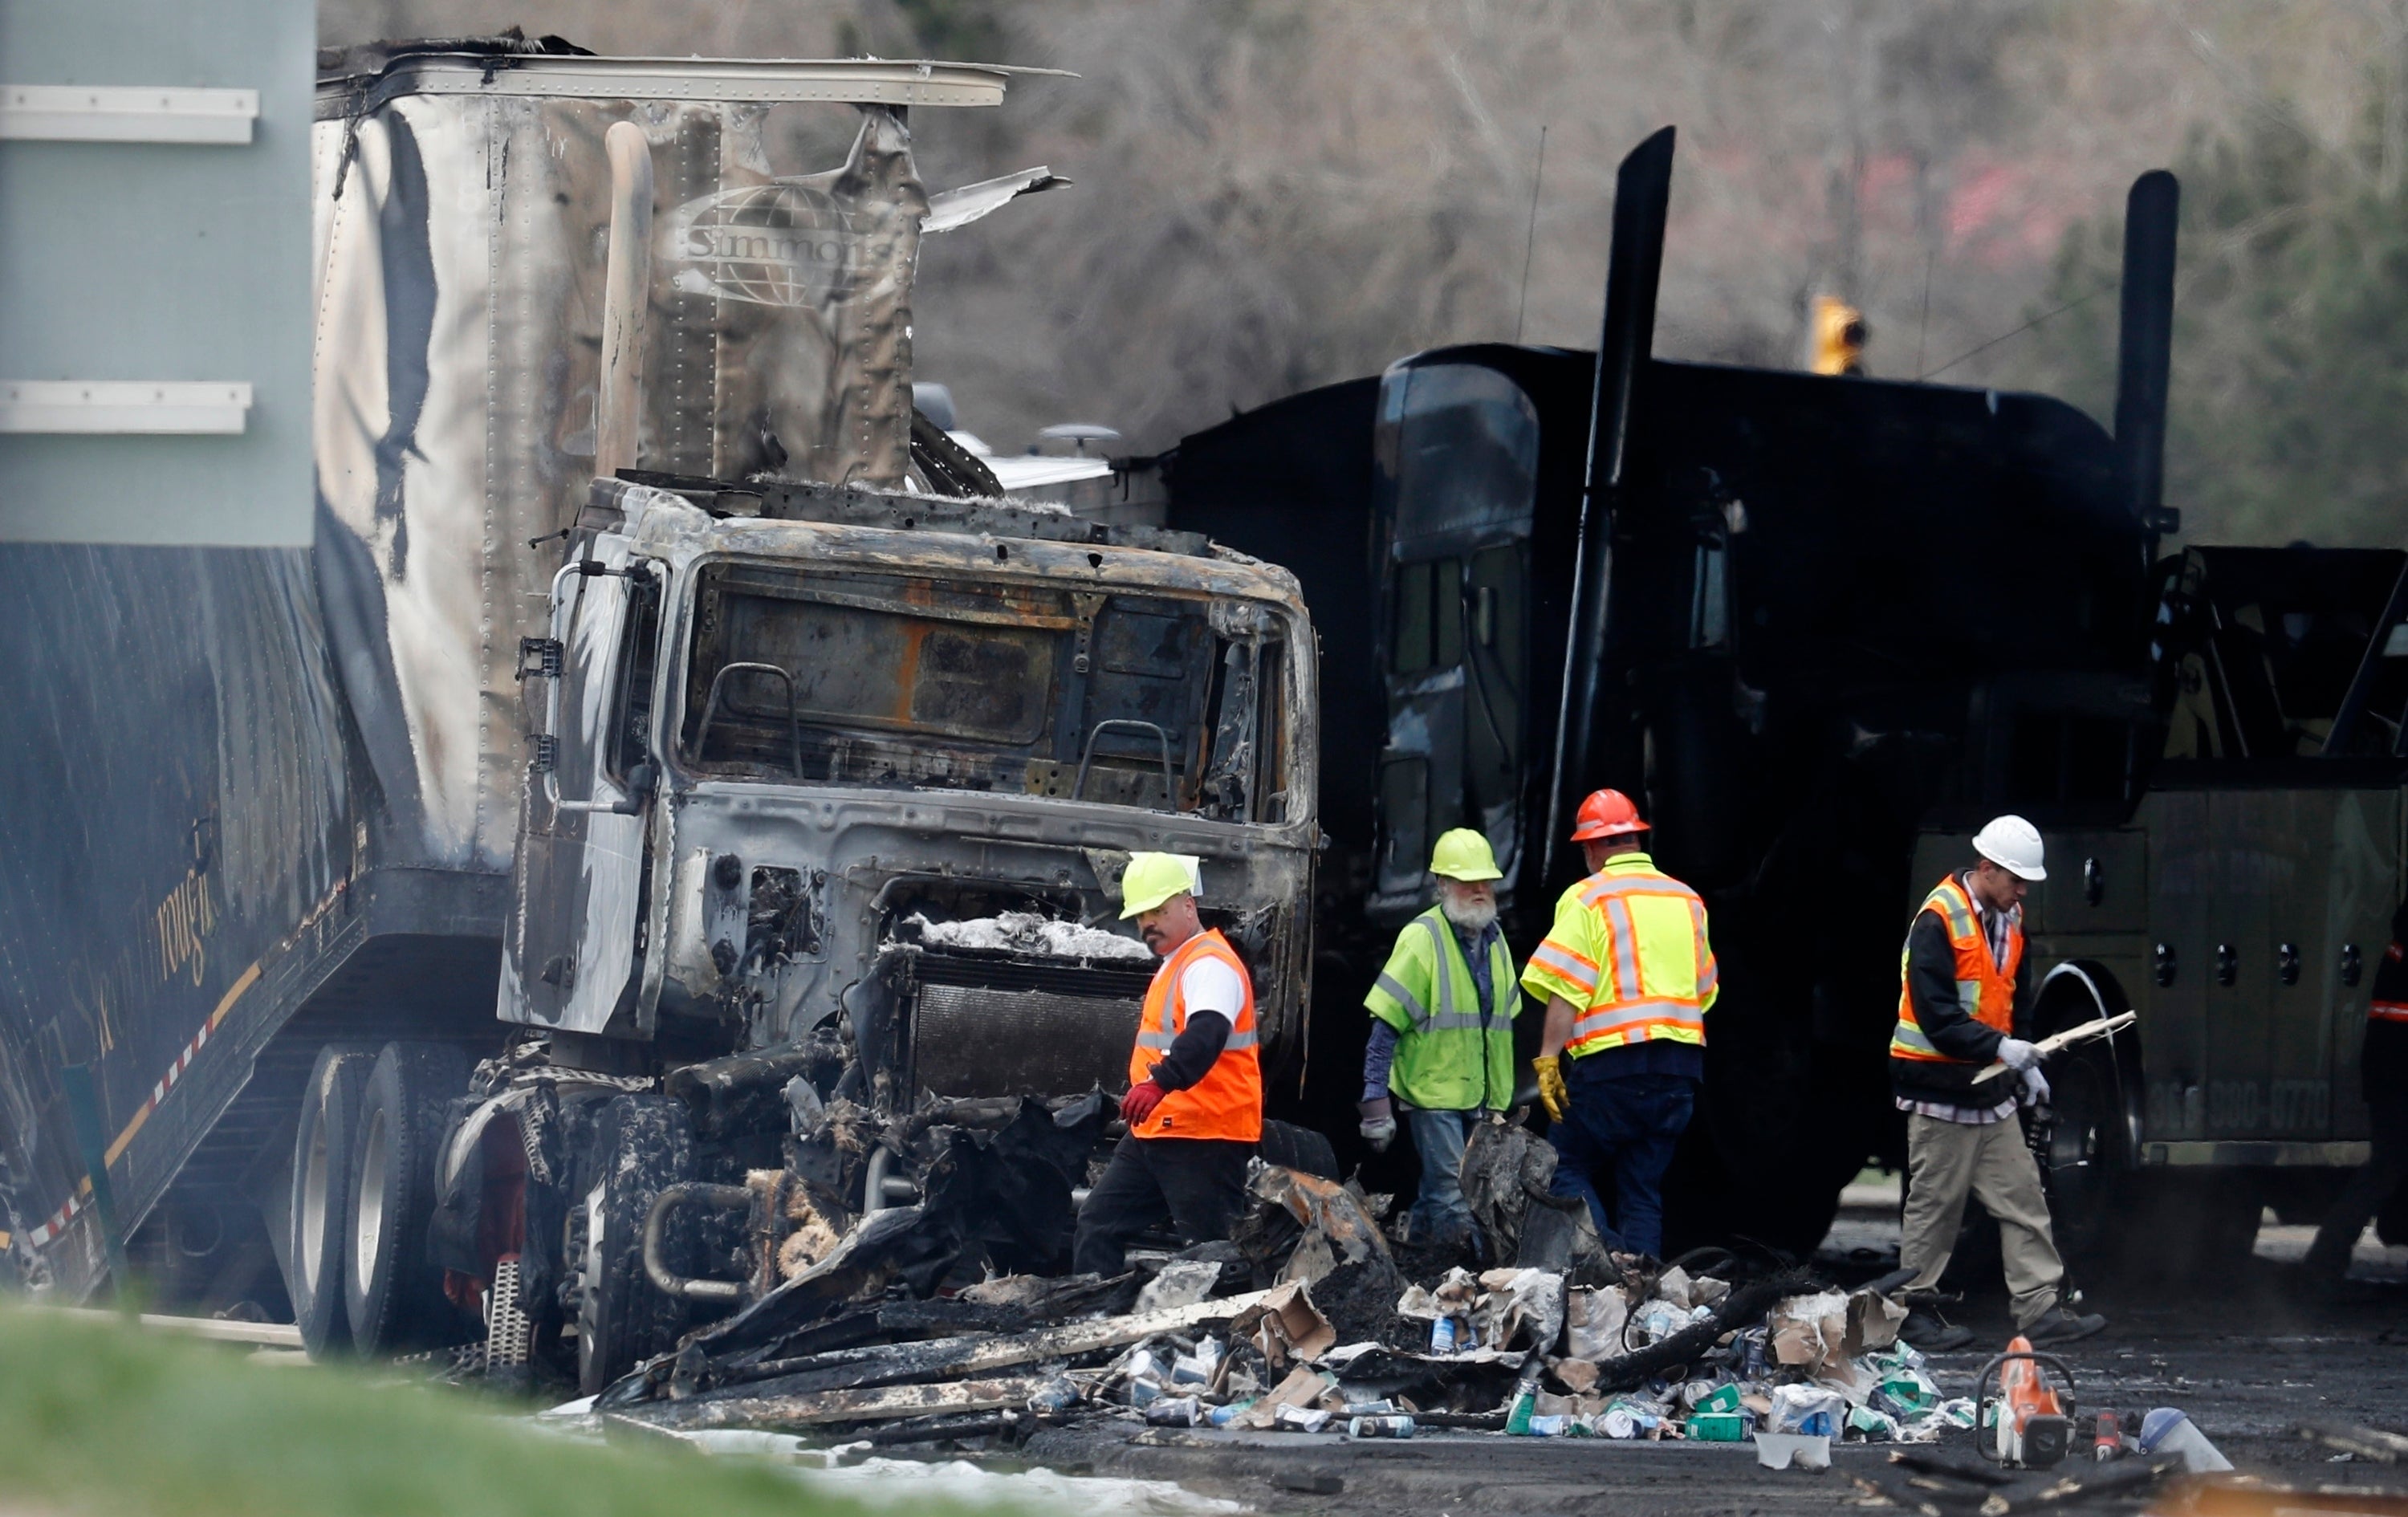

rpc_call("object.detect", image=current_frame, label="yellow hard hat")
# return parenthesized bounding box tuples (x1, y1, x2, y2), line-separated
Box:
(1118, 852, 1201, 917)
(1430, 828, 1503, 882)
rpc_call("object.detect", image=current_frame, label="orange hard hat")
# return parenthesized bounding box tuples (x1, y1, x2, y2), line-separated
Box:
(1569, 787, 1649, 842)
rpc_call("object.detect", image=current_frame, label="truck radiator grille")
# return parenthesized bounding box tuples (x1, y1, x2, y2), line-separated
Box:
(907, 952, 1150, 1099)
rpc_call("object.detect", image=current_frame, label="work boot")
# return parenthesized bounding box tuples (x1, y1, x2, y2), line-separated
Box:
(1899, 1308, 1975, 1353)
(2020, 1306, 2107, 1345)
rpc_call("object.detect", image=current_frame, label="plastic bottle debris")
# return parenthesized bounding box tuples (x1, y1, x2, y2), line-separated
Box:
(1846, 1404, 1901, 1442)
(1146, 1396, 1203, 1427)
(1684, 1382, 1743, 1414)
(2138, 1409, 2233, 1474)
(1871, 1366, 1940, 1420)
(1870, 1340, 1927, 1373)
(1348, 1415, 1415, 1438)
(1028, 1376, 1084, 1417)
(1203, 1399, 1256, 1428)
(1730, 1325, 1773, 1379)
(1431, 1317, 1458, 1354)
(1629, 1299, 1694, 1344)
(1169, 1338, 1223, 1386)
(1686, 1412, 1747, 1442)
(1274, 1404, 1334, 1434)
(1339, 1400, 1398, 1417)
(1505, 1388, 1537, 1435)
(1526, 1413, 1585, 1438)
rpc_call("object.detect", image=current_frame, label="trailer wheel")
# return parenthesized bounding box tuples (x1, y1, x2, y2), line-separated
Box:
(345, 1041, 472, 1355)
(289, 1043, 376, 1358)
(1259, 1119, 1340, 1181)
(574, 1093, 694, 1395)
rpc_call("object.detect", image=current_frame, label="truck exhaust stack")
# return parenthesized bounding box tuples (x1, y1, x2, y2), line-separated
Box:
(595, 120, 653, 482)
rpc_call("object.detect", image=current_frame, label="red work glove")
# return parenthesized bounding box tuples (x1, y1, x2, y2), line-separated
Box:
(1121, 1080, 1167, 1125)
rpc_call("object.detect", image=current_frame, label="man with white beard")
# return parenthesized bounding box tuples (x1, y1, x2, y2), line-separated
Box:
(1360, 829, 1522, 1249)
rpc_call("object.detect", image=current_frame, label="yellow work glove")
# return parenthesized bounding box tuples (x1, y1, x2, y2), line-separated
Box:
(1534, 1054, 1568, 1123)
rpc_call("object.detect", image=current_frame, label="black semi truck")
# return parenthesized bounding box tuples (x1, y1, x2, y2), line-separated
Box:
(1161, 130, 2406, 1273)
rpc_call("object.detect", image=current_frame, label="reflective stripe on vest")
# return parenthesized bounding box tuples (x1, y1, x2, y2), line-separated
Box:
(1561, 868, 1714, 1058)
(1374, 915, 1507, 1034)
(1368, 908, 1519, 1112)
(2371, 1000, 2408, 1023)
(1128, 928, 1263, 1141)
(1889, 874, 2021, 1064)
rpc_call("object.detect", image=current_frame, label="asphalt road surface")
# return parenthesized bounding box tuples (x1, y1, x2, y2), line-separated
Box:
(1026, 1191, 2408, 1516)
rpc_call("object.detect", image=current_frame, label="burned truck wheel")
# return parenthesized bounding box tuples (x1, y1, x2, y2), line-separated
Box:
(1259, 1119, 1340, 1181)
(2040, 1043, 2129, 1271)
(289, 1043, 376, 1359)
(574, 1093, 695, 1396)
(345, 1041, 472, 1355)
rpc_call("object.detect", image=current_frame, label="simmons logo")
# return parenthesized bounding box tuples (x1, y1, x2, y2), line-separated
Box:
(665, 182, 896, 307)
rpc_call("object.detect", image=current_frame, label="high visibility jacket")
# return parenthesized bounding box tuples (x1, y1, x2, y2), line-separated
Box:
(1129, 929, 1263, 1141)
(1890, 875, 2020, 1062)
(1364, 907, 1520, 1111)
(1520, 852, 1716, 1058)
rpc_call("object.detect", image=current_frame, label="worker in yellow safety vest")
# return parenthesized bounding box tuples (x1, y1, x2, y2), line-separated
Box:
(1072, 852, 1263, 1276)
(1360, 828, 1521, 1248)
(1520, 790, 1713, 1259)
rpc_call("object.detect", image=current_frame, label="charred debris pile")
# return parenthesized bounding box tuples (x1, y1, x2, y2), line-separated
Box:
(550, 1088, 1990, 1454)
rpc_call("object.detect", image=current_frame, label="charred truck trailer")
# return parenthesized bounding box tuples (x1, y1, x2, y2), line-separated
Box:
(1161, 130, 2405, 1273)
(0, 43, 1320, 1386)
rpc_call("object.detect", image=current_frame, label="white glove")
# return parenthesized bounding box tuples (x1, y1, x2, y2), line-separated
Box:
(2020, 1065, 2052, 1104)
(1358, 1097, 1397, 1153)
(1996, 1037, 2041, 1072)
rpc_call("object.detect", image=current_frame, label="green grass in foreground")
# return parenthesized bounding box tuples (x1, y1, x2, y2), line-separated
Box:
(0, 1304, 872, 1517)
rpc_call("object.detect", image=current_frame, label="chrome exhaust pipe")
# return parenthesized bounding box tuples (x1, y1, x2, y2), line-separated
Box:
(596, 120, 654, 482)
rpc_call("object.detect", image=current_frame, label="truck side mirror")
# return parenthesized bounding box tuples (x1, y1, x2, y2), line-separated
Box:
(610, 761, 657, 815)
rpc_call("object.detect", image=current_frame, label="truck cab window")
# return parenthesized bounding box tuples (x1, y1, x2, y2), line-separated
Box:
(607, 570, 661, 783)
(1369, 360, 1540, 903)
(675, 562, 1293, 818)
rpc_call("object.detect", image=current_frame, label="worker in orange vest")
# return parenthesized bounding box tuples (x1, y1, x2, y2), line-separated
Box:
(1072, 852, 1264, 1276)
(1890, 815, 2104, 1348)
(1521, 790, 1714, 1259)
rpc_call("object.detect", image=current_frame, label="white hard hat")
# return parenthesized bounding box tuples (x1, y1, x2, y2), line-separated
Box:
(1972, 815, 2047, 881)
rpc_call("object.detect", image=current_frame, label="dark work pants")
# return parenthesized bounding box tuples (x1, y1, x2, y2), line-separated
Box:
(2307, 1094, 2408, 1275)
(1072, 1133, 1254, 1276)
(1546, 1061, 1698, 1259)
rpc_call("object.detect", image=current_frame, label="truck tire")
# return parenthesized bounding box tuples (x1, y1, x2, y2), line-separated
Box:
(289, 1043, 375, 1358)
(574, 1093, 694, 1395)
(345, 1041, 472, 1355)
(2039, 1042, 2128, 1270)
(1259, 1119, 1340, 1181)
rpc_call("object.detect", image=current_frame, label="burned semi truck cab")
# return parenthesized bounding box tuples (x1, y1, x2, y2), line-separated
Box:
(462, 477, 1317, 1390)
(504, 477, 1316, 1092)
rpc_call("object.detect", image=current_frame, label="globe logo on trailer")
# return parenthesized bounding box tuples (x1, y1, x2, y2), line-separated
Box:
(666, 182, 884, 307)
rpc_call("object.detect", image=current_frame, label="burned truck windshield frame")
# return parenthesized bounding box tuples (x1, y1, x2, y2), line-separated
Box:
(675, 561, 1292, 819)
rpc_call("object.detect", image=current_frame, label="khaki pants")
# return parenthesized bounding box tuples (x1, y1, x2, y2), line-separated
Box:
(1900, 1112, 2064, 1328)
